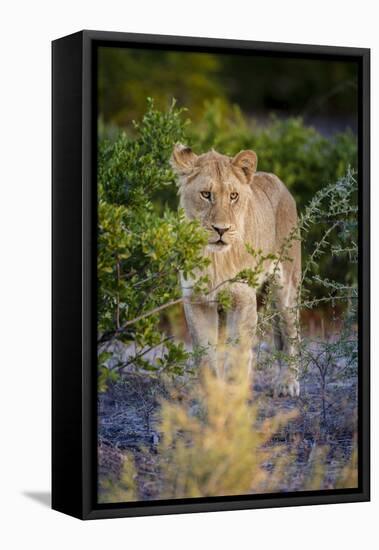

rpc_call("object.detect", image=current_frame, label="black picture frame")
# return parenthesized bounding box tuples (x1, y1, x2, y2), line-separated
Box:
(52, 30, 370, 520)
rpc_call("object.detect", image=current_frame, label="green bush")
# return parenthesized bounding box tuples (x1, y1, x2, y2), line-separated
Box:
(98, 99, 209, 380)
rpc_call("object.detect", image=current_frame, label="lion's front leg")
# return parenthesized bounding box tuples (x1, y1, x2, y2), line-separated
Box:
(222, 287, 257, 379)
(183, 301, 219, 373)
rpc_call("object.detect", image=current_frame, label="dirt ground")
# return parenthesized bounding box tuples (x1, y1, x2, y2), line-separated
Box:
(98, 340, 358, 501)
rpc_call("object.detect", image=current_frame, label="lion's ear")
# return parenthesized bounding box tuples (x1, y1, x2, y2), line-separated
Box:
(170, 144, 198, 176)
(231, 150, 258, 183)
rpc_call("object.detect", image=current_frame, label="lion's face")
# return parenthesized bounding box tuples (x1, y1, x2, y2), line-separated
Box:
(171, 146, 257, 252)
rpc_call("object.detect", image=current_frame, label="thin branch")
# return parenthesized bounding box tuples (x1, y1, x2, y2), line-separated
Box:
(123, 297, 185, 326)
(115, 258, 121, 330)
(301, 221, 340, 285)
(119, 336, 174, 371)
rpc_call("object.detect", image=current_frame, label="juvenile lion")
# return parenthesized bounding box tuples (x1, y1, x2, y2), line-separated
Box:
(171, 145, 301, 397)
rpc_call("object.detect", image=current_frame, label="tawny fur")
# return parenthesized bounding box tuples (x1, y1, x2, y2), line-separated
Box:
(171, 145, 301, 397)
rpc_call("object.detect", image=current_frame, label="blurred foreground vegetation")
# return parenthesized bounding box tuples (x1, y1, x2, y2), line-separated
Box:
(98, 359, 358, 503)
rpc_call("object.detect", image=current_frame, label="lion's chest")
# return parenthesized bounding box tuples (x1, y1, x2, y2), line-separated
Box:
(180, 248, 275, 304)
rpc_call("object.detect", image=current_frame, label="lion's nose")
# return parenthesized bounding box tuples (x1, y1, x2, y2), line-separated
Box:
(212, 225, 230, 237)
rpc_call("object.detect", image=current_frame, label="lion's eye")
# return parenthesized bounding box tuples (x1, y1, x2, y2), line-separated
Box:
(200, 191, 211, 200)
(230, 192, 239, 201)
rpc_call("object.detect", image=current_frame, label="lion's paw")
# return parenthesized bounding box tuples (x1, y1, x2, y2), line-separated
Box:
(273, 372, 300, 398)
